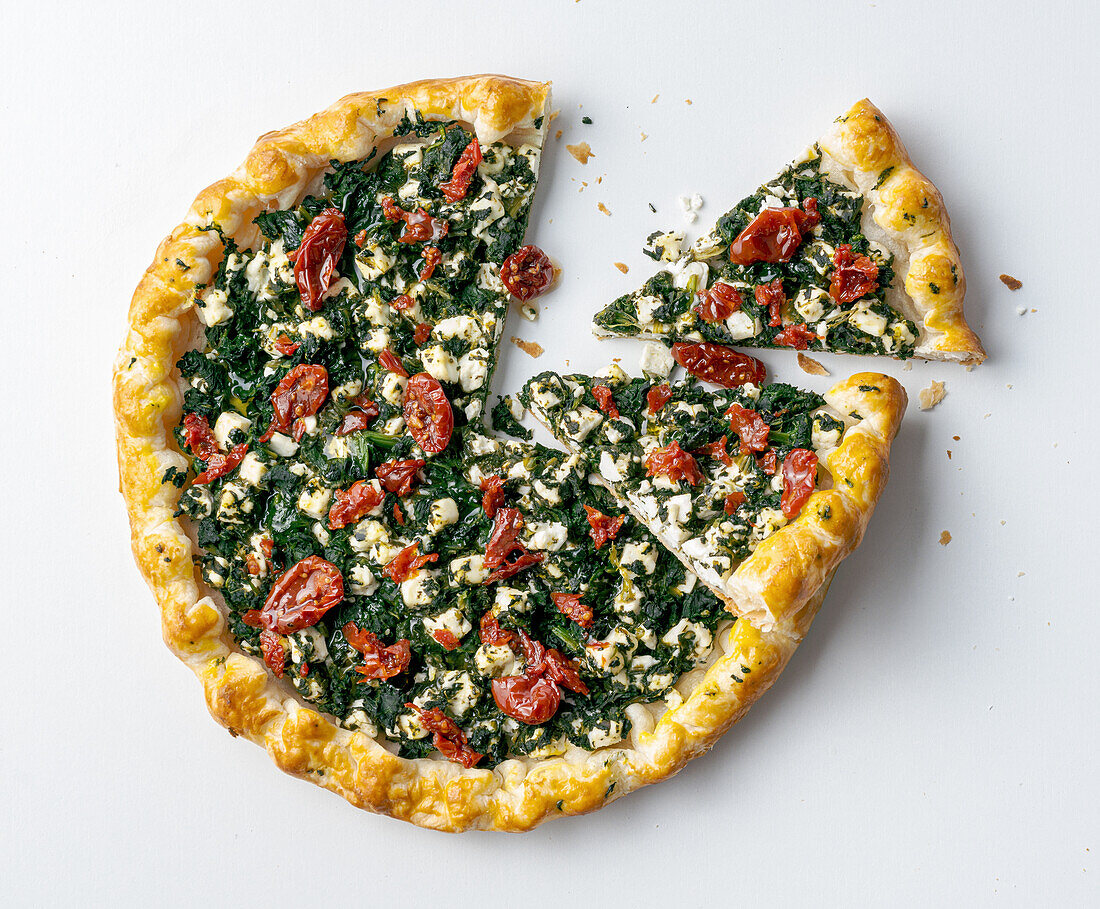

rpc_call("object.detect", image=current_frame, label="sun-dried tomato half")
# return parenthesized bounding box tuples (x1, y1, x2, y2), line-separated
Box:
(293, 207, 346, 311)
(500, 245, 554, 301)
(431, 629, 461, 651)
(647, 383, 672, 413)
(552, 593, 594, 629)
(482, 507, 544, 583)
(726, 402, 770, 454)
(479, 610, 514, 646)
(258, 556, 344, 634)
(382, 542, 438, 585)
(755, 278, 787, 328)
(261, 364, 329, 441)
(259, 629, 286, 678)
(193, 442, 249, 485)
(391, 293, 414, 312)
(418, 246, 443, 282)
(479, 474, 506, 518)
(728, 198, 819, 265)
(381, 196, 449, 244)
(375, 458, 425, 496)
(693, 434, 733, 466)
(773, 323, 818, 349)
(759, 449, 778, 475)
(344, 623, 412, 681)
(693, 282, 743, 323)
(273, 334, 300, 357)
(403, 372, 454, 454)
(582, 504, 625, 549)
(780, 448, 819, 519)
(517, 630, 589, 696)
(378, 348, 408, 378)
(407, 704, 482, 768)
(644, 440, 704, 486)
(671, 342, 767, 388)
(393, 501, 405, 525)
(328, 480, 384, 529)
(491, 675, 561, 725)
(414, 322, 432, 345)
(591, 384, 620, 420)
(829, 243, 880, 302)
(335, 397, 380, 436)
(439, 137, 482, 202)
(724, 491, 747, 514)
(182, 413, 250, 484)
(484, 552, 544, 585)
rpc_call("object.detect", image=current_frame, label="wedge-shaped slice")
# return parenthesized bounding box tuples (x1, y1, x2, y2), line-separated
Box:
(593, 99, 984, 365)
(521, 367, 906, 634)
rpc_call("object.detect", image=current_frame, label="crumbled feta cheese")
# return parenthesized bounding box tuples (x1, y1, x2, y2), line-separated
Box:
(297, 480, 332, 520)
(197, 288, 233, 326)
(427, 497, 459, 533)
(639, 342, 674, 378)
(212, 411, 251, 449)
(420, 345, 460, 384)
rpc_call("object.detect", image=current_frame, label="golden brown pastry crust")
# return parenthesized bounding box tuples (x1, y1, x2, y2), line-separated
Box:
(819, 99, 985, 364)
(113, 75, 826, 831)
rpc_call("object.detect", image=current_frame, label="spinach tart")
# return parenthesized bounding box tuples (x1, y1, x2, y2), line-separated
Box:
(594, 99, 986, 365)
(114, 76, 829, 831)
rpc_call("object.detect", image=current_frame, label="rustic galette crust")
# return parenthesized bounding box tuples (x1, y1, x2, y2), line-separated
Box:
(819, 99, 985, 364)
(113, 75, 828, 831)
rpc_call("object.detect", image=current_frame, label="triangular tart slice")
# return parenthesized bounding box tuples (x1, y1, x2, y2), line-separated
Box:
(521, 366, 906, 635)
(593, 99, 985, 365)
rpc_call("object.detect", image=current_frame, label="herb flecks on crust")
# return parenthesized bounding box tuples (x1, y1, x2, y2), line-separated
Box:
(521, 366, 851, 588)
(594, 148, 919, 358)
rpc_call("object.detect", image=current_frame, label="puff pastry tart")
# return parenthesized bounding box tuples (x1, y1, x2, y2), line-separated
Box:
(522, 366, 906, 635)
(593, 99, 986, 365)
(114, 77, 902, 831)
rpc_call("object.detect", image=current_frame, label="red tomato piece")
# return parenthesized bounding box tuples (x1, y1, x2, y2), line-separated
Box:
(829, 243, 880, 302)
(381, 542, 438, 585)
(724, 491, 747, 514)
(378, 348, 408, 378)
(479, 610, 514, 646)
(419, 246, 443, 281)
(693, 434, 733, 466)
(644, 441, 704, 486)
(439, 137, 482, 202)
(245, 553, 262, 576)
(407, 704, 482, 768)
(759, 449, 778, 474)
(582, 504, 625, 549)
(755, 279, 787, 328)
(293, 207, 347, 311)
(393, 501, 405, 525)
(403, 372, 454, 454)
(414, 322, 432, 345)
(773, 323, 818, 349)
(182, 413, 220, 461)
(552, 592, 593, 629)
(726, 402, 770, 454)
(262, 364, 329, 441)
(344, 622, 412, 681)
(479, 474, 506, 518)
(499, 245, 554, 301)
(193, 442, 249, 485)
(728, 198, 819, 265)
(258, 556, 344, 634)
(259, 629, 286, 678)
(381, 196, 449, 244)
(354, 229, 368, 246)
(482, 506, 544, 584)
(780, 449, 819, 519)
(671, 342, 767, 388)
(432, 629, 461, 651)
(328, 480, 384, 529)
(517, 630, 588, 695)
(391, 293, 414, 312)
(273, 334, 300, 357)
(591, 384, 620, 420)
(484, 551, 544, 585)
(647, 383, 672, 413)
(375, 458, 425, 496)
(693, 282, 743, 323)
(335, 397, 380, 436)
(492, 674, 562, 725)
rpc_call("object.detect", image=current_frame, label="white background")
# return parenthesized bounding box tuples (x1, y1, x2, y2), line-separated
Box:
(1, 0, 1096, 905)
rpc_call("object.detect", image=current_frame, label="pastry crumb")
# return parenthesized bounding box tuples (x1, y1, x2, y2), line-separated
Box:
(947, 450, 952, 459)
(651, 94, 659, 103)
(597, 203, 611, 216)
(510, 337, 544, 358)
(685, 98, 693, 105)
(613, 262, 629, 274)
(555, 129, 563, 140)
(953, 435, 960, 441)
(797, 353, 829, 376)
(939, 531, 952, 546)
(902, 362, 913, 371)
(549, 109, 560, 122)
(640, 132, 648, 141)
(999, 274, 1023, 290)
(918, 380, 946, 411)
(566, 142, 594, 164)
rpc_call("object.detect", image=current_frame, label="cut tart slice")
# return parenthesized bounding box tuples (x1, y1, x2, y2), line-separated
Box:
(593, 99, 985, 365)
(521, 365, 907, 634)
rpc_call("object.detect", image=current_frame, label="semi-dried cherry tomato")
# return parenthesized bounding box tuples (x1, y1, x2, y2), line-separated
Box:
(829, 244, 880, 302)
(378, 348, 408, 378)
(728, 198, 819, 265)
(671, 342, 767, 388)
(262, 364, 329, 440)
(492, 674, 561, 725)
(726, 403, 770, 454)
(644, 441, 704, 486)
(407, 705, 482, 767)
(773, 324, 818, 349)
(375, 458, 425, 496)
(647, 383, 672, 413)
(344, 623, 412, 681)
(419, 246, 442, 281)
(381, 542, 438, 584)
(583, 504, 624, 549)
(552, 593, 593, 629)
(293, 208, 346, 311)
(328, 480, 384, 529)
(381, 197, 449, 244)
(259, 556, 344, 634)
(755, 279, 787, 328)
(693, 282, 743, 323)
(693, 435, 732, 466)
(259, 629, 286, 678)
(724, 491, 747, 514)
(591, 384, 620, 419)
(780, 449, 819, 518)
(479, 474, 506, 518)
(479, 610, 514, 646)
(403, 372, 454, 454)
(500, 245, 554, 301)
(439, 138, 482, 202)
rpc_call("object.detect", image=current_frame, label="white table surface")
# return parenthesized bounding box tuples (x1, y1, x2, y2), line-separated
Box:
(2, 0, 1096, 905)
